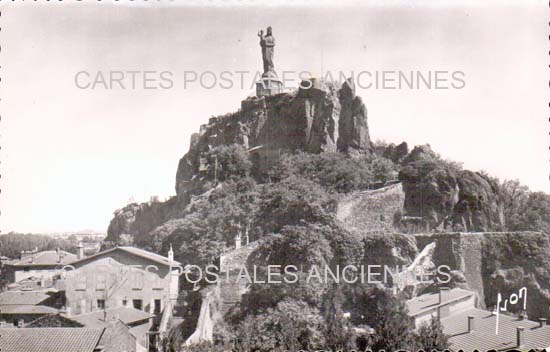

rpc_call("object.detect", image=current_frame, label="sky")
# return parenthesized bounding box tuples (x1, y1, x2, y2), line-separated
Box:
(0, 0, 548, 233)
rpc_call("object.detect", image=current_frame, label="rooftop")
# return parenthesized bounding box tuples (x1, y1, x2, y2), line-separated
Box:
(6, 250, 77, 267)
(67, 307, 153, 328)
(69, 246, 180, 268)
(0, 327, 104, 352)
(406, 288, 474, 317)
(0, 291, 52, 305)
(0, 305, 59, 315)
(442, 308, 550, 351)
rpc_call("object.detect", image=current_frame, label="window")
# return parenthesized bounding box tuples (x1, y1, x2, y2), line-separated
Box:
(76, 275, 86, 290)
(97, 299, 105, 309)
(132, 271, 144, 290)
(133, 299, 143, 310)
(154, 299, 162, 315)
(96, 274, 106, 291)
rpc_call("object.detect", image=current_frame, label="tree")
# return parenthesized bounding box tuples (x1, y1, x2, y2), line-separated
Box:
(149, 177, 260, 269)
(371, 156, 398, 182)
(234, 299, 326, 352)
(251, 224, 334, 269)
(413, 317, 450, 352)
(205, 144, 252, 182)
(371, 292, 415, 352)
(272, 152, 398, 193)
(237, 271, 326, 318)
(500, 179, 529, 230)
(257, 176, 335, 233)
(322, 284, 354, 350)
(0, 233, 76, 259)
(498, 178, 550, 233)
(514, 192, 550, 232)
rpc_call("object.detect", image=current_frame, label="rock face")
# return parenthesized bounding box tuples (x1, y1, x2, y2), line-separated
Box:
(108, 78, 374, 241)
(453, 170, 504, 232)
(175, 78, 374, 197)
(106, 197, 182, 246)
(397, 145, 504, 232)
(337, 79, 372, 154)
(365, 232, 550, 320)
(382, 142, 409, 164)
(399, 159, 459, 232)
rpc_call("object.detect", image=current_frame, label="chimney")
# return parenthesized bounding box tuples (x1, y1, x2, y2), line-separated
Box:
(20, 248, 37, 260)
(438, 287, 449, 305)
(539, 318, 547, 328)
(77, 242, 84, 260)
(468, 315, 475, 333)
(516, 326, 524, 347)
(235, 232, 242, 250)
(168, 244, 174, 262)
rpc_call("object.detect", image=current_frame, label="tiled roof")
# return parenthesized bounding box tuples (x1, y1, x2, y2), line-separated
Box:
(0, 327, 104, 352)
(129, 321, 153, 348)
(0, 304, 59, 314)
(442, 308, 550, 351)
(68, 307, 153, 328)
(0, 291, 51, 305)
(26, 313, 84, 328)
(98, 319, 136, 351)
(119, 246, 180, 266)
(6, 251, 77, 267)
(70, 246, 180, 267)
(406, 288, 474, 316)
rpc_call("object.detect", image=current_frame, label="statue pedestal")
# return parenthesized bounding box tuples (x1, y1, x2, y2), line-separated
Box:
(256, 77, 283, 97)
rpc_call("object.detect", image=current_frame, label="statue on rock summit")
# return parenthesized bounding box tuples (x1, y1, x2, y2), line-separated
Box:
(256, 26, 282, 97)
(258, 26, 276, 77)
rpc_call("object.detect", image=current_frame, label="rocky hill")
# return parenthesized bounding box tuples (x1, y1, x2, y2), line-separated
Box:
(175, 78, 373, 197)
(107, 78, 373, 243)
(106, 75, 550, 348)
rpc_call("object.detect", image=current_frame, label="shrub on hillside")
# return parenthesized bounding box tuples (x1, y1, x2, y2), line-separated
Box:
(271, 152, 397, 193)
(205, 144, 253, 182)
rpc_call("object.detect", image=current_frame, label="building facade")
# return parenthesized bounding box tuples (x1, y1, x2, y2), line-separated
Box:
(64, 246, 180, 316)
(407, 288, 477, 327)
(3, 249, 77, 284)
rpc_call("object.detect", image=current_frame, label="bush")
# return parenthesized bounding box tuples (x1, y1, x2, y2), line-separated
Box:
(272, 152, 397, 193)
(413, 317, 450, 352)
(205, 144, 252, 181)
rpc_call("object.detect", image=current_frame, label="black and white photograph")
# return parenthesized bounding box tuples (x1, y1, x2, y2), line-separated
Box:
(0, 1, 549, 351)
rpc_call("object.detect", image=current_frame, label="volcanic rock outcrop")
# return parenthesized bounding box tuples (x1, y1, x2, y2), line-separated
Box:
(107, 78, 374, 241)
(106, 196, 184, 246)
(397, 145, 504, 233)
(175, 78, 373, 196)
